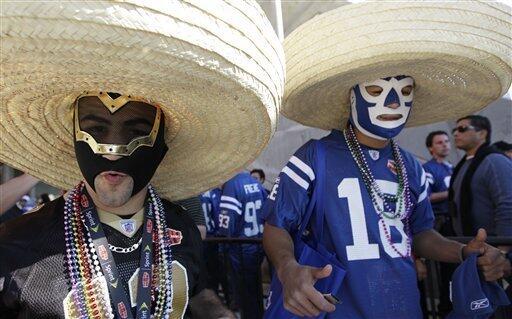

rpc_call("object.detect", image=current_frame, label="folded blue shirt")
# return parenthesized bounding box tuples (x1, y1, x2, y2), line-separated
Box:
(447, 253, 510, 319)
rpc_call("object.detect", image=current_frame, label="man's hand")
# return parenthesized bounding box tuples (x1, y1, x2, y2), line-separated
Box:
(463, 228, 487, 257)
(463, 228, 508, 281)
(278, 260, 336, 317)
(415, 258, 428, 281)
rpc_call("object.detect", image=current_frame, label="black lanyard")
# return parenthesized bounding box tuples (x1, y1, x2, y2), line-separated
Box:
(81, 189, 154, 319)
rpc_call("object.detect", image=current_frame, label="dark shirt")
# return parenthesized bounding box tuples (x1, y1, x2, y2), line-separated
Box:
(0, 205, 23, 224)
(176, 196, 206, 226)
(452, 154, 512, 236)
(0, 196, 206, 318)
(452, 158, 472, 235)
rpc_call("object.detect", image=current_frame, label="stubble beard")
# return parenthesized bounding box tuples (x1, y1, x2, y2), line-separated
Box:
(94, 177, 134, 208)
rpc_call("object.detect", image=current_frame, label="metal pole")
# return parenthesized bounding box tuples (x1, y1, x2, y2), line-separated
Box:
(274, 0, 284, 41)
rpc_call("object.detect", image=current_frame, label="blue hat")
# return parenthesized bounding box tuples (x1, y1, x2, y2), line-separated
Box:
(447, 253, 510, 319)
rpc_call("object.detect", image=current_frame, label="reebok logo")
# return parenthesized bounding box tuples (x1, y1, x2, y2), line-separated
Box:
(470, 298, 489, 310)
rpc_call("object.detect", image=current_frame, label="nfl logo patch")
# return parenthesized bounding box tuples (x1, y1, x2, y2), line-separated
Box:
(368, 150, 380, 161)
(167, 228, 183, 246)
(119, 220, 136, 236)
(387, 160, 397, 175)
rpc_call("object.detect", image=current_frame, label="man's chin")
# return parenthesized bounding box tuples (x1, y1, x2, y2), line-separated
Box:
(96, 191, 133, 208)
(92, 178, 134, 208)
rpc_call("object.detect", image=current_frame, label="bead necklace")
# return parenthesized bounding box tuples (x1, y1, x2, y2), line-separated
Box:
(344, 125, 413, 257)
(63, 182, 173, 318)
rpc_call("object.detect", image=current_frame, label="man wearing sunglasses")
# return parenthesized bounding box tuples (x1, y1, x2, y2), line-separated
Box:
(450, 116, 512, 252)
(450, 115, 512, 240)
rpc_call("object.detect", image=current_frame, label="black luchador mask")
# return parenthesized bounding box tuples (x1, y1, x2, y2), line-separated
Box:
(73, 91, 168, 196)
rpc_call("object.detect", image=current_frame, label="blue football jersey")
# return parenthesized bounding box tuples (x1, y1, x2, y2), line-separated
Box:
(263, 130, 434, 319)
(218, 172, 267, 240)
(423, 159, 453, 215)
(200, 188, 222, 236)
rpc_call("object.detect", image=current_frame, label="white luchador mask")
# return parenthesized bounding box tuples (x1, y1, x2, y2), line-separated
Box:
(349, 76, 414, 140)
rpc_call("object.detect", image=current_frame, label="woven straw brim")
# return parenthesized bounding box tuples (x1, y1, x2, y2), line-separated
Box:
(283, 1, 512, 130)
(0, 1, 285, 200)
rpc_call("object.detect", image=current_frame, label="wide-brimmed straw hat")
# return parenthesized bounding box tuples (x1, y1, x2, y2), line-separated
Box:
(283, 0, 512, 130)
(1, 1, 285, 200)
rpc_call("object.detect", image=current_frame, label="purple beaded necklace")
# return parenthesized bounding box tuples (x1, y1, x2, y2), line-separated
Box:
(344, 125, 414, 258)
(63, 182, 174, 318)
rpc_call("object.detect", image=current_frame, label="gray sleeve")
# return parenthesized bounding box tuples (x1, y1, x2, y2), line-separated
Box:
(482, 155, 512, 236)
(175, 196, 206, 226)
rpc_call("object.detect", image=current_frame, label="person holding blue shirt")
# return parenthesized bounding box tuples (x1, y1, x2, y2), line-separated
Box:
(261, 2, 512, 318)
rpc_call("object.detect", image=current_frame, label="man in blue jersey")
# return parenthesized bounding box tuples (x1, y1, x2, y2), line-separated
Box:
(424, 131, 453, 222)
(201, 188, 222, 237)
(423, 131, 455, 315)
(262, 75, 510, 318)
(261, 3, 511, 318)
(218, 171, 267, 318)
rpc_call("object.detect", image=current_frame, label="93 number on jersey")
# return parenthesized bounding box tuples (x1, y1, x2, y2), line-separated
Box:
(244, 199, 262, 237)
(218, 199, 262, 237)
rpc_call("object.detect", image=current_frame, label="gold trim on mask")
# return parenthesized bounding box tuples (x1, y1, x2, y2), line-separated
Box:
(74, 91, 162, 157)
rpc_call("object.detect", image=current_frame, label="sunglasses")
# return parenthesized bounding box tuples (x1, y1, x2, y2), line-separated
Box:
(452, 125, 476, 134)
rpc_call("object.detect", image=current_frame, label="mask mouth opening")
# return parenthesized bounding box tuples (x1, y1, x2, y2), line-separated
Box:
(99, 171, 129, 185)
(377, 114, 403, 121)
(99, 171, 128, 177)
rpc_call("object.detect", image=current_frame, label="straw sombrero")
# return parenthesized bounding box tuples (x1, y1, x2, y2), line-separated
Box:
(283, 0, 512, 130)
(0, 1, 285, 200)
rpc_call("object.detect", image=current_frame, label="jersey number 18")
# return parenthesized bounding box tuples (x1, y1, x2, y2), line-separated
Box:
(338, 178, 409, 261)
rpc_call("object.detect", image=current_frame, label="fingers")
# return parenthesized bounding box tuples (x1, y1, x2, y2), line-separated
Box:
(284, 297, 316, 317)
(312, 264, 333, 280)
(284, 292, 324, 317)
(481, 264, 505, 281)
(464, 245, 485, 257)
(477, 246, 507, 281)
(477, 246, 501, 266)
(475, 228, 487, 243)
(282, 264, 336, 317)
(304, 285, 336, 313)
(466, 229, 488, 256)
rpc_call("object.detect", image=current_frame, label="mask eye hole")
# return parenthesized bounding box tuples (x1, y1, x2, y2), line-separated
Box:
(365, 85, 383, 96)
(401, 85, 413, 96)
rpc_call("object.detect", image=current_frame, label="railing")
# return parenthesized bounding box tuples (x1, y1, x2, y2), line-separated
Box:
(203, 237, 512, 319)
(203, 237, 266, 319)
